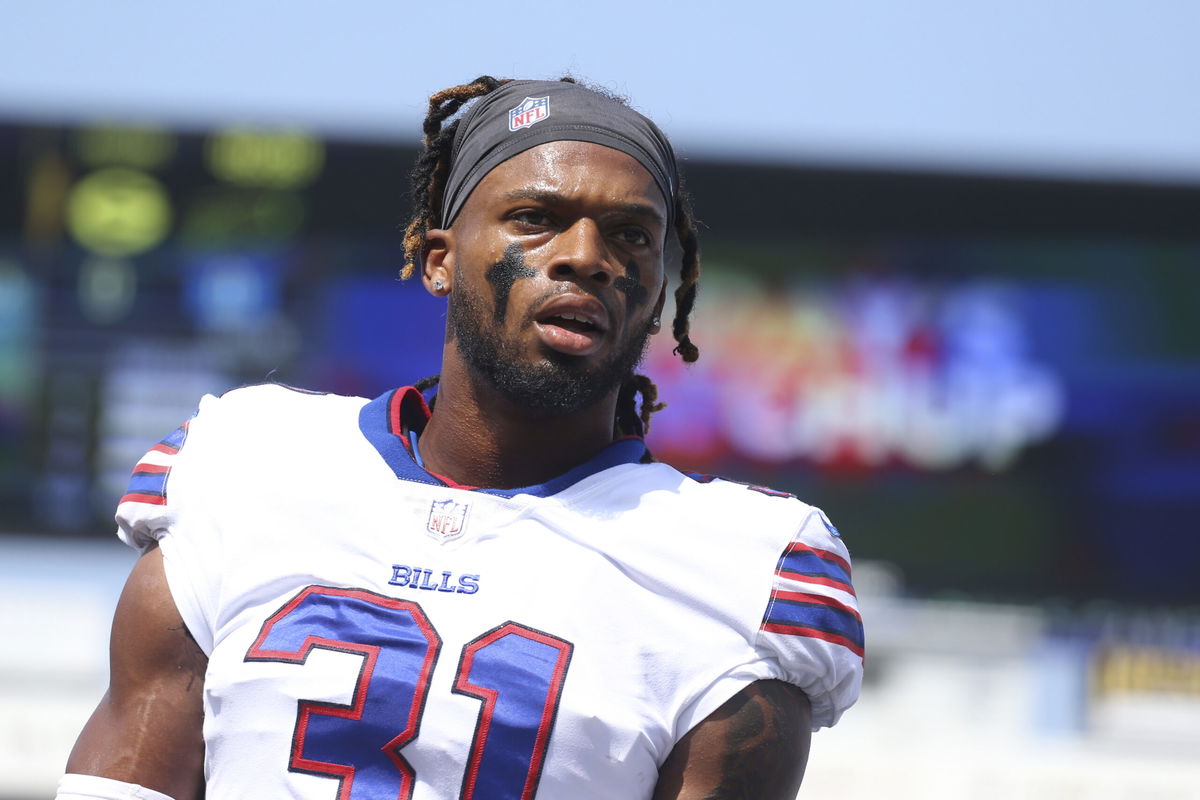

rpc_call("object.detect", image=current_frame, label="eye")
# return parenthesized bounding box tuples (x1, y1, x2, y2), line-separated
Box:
(510, 209, 554, 229)
(613, 226, 651, 247)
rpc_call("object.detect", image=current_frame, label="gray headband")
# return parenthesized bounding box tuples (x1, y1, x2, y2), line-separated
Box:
(439, 80, 679, 229)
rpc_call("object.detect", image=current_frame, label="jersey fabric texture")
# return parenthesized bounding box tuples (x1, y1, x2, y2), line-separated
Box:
(116, 384, 863, 800)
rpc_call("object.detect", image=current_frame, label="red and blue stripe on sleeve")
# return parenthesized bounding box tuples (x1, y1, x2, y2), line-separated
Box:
(761, 532, 864, 659)
(118, 420, 190, 507)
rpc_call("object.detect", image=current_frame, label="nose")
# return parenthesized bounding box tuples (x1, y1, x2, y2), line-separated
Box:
(548, 218, 613, 286)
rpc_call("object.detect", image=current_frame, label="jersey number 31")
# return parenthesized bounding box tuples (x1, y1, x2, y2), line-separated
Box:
(245, 585, 574, 800)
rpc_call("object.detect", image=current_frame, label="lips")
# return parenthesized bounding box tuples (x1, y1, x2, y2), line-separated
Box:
(533, 294, 610, 356)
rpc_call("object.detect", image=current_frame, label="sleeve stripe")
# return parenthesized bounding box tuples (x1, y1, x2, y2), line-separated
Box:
(775, 574, 857, 604)
(762, 521, 864, 659)
(771, 589, 862, 622)
(782, 541, 852, 576)
(119, 491, 168, 506)
(120, 418, 189, 507)
(763, 593, 864, 652)
(776, 567, 856, 597)
(777, 543, 854, 595)
(126, 462, 171, 495)
(761, 622, 865, 659)
(149, 421, 191, 454)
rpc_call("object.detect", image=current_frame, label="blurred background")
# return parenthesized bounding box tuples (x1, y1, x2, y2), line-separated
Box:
(2, 2, 1199, 798)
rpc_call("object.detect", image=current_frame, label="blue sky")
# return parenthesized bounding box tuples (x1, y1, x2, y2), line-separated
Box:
(3, 0, 1198, 181)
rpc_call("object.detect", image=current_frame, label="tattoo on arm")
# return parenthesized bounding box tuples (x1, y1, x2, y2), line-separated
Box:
(653, 680, 813, 800)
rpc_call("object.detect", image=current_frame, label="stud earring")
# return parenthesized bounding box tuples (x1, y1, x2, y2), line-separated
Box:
(433, 279, 444, 291)
(651, 316, 661, 327)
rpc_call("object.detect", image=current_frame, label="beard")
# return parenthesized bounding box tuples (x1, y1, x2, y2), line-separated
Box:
(447, 271, 653, 416)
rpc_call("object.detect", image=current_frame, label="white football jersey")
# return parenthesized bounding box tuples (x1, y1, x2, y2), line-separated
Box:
(116, 384, 863, 800)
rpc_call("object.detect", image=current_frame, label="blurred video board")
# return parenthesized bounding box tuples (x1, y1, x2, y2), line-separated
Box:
(0, 121, 1197, 605)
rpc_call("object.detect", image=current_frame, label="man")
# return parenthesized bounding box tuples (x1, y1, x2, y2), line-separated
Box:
(60, 77, 863, 800)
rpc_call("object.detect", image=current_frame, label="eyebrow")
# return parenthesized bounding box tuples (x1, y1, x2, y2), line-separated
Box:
(501, 189, 667, 226)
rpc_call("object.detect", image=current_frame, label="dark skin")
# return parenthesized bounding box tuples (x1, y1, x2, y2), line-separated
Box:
(66, 545, 207, 800)
(419, 141, 669, 489)
(653, 681, 812, 800)
(65, 141, 813, 800)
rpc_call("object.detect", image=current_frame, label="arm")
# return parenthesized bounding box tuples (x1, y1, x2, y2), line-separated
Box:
(65, 543, 207, 800)
(651, 680, 812, 800)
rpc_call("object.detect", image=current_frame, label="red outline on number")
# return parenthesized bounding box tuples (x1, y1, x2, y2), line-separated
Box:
(245, 585, 441, 800)
(452, 622, 574, 800)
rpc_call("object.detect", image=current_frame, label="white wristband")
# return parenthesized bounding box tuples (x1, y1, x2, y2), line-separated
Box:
(56, 774, 177, 800)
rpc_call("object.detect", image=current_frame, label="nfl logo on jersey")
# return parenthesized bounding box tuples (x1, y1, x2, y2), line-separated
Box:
(508, 96, 550, 131)
(426, 498, 470, 541)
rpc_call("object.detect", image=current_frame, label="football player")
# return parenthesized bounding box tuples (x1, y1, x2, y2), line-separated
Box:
(59, 76, 863, 800)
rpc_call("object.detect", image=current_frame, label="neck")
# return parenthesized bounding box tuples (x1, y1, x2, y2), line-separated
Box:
(417, 356, 622, 489)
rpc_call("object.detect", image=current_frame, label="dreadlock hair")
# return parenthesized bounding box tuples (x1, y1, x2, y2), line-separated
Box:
(401, 76, 702, 438)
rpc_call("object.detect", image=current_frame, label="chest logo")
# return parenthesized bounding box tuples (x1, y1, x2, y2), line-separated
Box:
(426, 497, 470, 542)
(508, 96, 550, 131)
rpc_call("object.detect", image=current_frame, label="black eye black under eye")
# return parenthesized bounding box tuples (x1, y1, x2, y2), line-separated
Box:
(614, 259, 650, 311)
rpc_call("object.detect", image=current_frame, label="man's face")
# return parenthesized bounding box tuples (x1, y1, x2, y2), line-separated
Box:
(427, 141, 669, 415)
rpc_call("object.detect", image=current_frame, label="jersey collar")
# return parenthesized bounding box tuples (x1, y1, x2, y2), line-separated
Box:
(358, 387, 648, 498)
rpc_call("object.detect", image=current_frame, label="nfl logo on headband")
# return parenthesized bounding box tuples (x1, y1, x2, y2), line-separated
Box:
(508, 96, 550, 131)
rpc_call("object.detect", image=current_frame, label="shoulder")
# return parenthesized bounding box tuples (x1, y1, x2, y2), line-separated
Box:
(656, 468, 862, 728)
(753, 494, 861, 729)
(186, 383, 369, 442)
(669, 470, 853, 615)
(635, 463, 817, 525)
(599, 464, 862, 729)
(173, 383, 377, 486)
(115, 384, 367, 542)
(584, 462, 824, 552)
(679, 470, 805, 503)
(202, 382, 366, 417)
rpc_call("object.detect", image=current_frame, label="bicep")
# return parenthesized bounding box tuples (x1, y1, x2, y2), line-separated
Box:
(66, 543, 207, 800)
(652, 680, 812, 800)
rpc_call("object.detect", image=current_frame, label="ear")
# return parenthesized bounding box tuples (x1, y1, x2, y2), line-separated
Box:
(650, 279, 668, 334)
(422, 228, 455, 296)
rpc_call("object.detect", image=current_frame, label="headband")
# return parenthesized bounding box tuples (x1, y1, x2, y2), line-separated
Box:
(438, 80, 679, 229)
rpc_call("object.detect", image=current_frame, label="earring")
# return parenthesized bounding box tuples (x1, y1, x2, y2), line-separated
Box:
(433, 279, 444, 291)
(651, 316, 661, 327)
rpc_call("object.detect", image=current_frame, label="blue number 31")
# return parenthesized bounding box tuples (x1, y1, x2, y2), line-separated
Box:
(245, 585, 574, 800)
